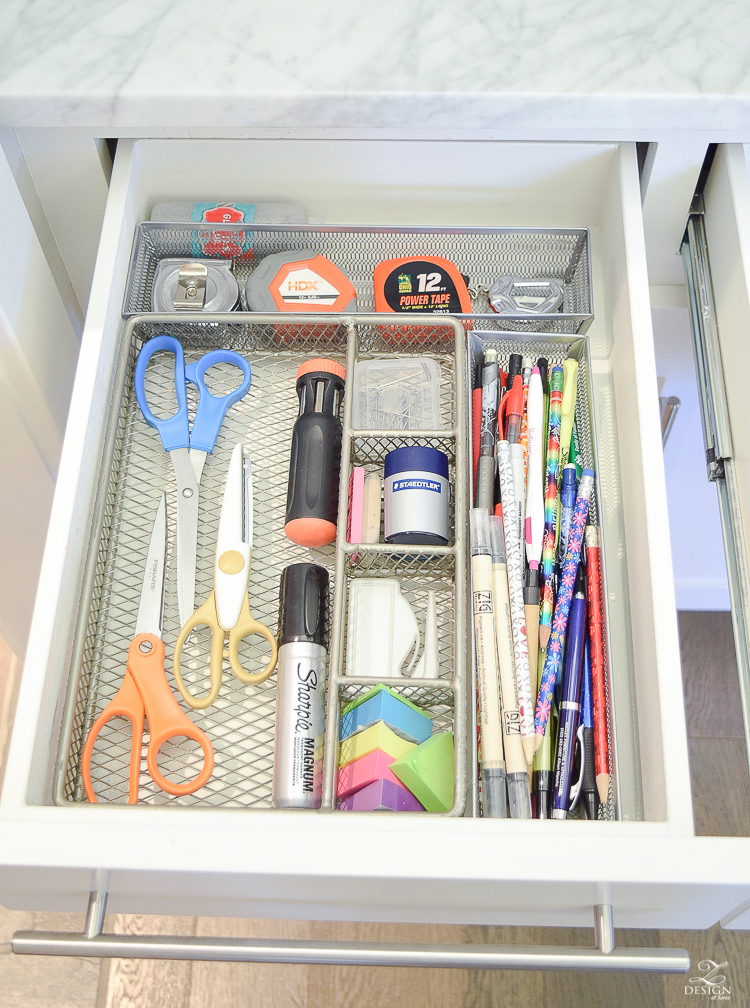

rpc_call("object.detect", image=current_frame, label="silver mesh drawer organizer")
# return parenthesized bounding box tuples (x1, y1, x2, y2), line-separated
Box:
(468, 331, 627, 821)
(123, 223, 592, 334)
(53, 313, 470, 816)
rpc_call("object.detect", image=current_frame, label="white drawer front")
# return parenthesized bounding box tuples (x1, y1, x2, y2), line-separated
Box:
(3, 137, 741, 930)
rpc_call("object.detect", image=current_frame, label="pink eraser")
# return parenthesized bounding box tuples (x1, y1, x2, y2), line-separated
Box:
(347, 467, 365, 544)
(336, 749, 401, 798)
(339, 778, 425, 812)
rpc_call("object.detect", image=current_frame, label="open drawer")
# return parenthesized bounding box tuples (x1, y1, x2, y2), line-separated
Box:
(2, 136, 735, 936)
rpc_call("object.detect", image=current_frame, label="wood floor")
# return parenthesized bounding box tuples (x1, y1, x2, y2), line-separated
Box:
(0, 612, 748, 1008)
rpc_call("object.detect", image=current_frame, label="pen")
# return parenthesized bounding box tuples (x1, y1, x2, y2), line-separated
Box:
(551, 563, 587, 819)
(558, 464, 578, 576)
(524, 567, 540, 704)
(470, 508, 507, 818)
(475, 348, 499, 511)
(506, 353, 523, 391)
(534, 469, 595, 747)
(539, 366, 564, 650)
(532, 362, 552, 810)
(493, 366, 506, 508)
(559, 357, 578, 469)
(525, 367, 545, 570)
(496, 440, 534, 764)
(520, 356, 533, 477)
(579, 639, 599, 819)
(524, 364, 544, 688)
(585, 524, 611, 805)
(556, 358, 578, 554)
(470, 335, 484, 495)
(503, 374, 523, 443)
(532, 684, 556, 817)
(489, 516, 532, 818)
(499, 375, 526, 544)
(537, 357, 549, 446)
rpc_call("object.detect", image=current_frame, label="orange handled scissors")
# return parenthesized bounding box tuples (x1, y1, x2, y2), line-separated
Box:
(81, 495, 214, 803)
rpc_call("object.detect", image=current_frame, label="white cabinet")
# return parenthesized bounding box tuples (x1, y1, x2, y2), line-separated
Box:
(0, 140, 80, 656)
(2, 136, 750, 939)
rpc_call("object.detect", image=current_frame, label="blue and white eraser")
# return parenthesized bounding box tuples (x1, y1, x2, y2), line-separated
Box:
(340, 684, 432, 744)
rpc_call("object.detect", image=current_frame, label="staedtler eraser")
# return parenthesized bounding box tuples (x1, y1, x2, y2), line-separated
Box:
(338, 777, 425, 812)
(340, 684, 432, 744)
(390, 731, 455, 812)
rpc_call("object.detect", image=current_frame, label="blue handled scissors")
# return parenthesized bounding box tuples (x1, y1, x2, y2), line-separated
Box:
(135, 335, 252, 626)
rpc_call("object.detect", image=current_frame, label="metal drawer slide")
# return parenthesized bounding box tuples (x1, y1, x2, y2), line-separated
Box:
(681, 196, 750, 773)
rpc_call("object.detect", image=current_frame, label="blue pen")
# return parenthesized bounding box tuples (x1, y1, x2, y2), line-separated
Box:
(558, 464, 578, 573)
(580, 641, 599, 819)
(569, 640, 598, 818)
(551, 564, 587, 819)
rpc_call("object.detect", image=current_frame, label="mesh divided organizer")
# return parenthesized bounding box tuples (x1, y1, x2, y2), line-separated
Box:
(124, 223, 592, 334)
(55, 314, 616, 819)
(55, 315, 471, 813)
(471, 332, 616, 820)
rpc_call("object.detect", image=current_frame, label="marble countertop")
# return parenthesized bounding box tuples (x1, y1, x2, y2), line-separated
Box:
(1, 0, 750, 133)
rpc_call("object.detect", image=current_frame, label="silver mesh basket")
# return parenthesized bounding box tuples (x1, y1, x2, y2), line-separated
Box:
(469, 331, 616, 820)
(124, 223, 592, 334)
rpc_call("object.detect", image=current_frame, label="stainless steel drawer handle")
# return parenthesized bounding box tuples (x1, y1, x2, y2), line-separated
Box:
(11, 892, 689, 973)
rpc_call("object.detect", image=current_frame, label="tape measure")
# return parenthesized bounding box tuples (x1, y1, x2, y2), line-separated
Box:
(247, 251, 357, 313)
(373, 256, 472, 315)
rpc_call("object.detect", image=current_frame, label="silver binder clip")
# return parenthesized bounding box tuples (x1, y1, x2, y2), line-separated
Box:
(173, 262, 208, 309)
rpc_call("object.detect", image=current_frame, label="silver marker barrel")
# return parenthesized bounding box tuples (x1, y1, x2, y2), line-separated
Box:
(273, 563, 329, 809)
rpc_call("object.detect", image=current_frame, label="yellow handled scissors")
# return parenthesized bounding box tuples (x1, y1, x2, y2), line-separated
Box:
(174, 443, 278, 709)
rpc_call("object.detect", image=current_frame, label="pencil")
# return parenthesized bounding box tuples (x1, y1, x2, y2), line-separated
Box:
(585, 524, 611, 804)
(470, 508, 507, 818)
(534, 470, 595, 748)
(489, 516, 532, 817)
(497, 440, 535, 764)
(539, 366, 564, 650)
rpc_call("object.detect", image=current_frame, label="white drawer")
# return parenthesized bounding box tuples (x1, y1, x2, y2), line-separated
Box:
(2, 137, 746, 932)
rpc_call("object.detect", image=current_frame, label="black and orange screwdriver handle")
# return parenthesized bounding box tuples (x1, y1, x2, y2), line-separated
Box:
(284, 358, 346, 548)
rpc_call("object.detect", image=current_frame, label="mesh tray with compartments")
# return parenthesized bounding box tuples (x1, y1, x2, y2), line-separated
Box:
(124, 223, 592, 335)
(54, 315, 470, 815)
(53, 314, 623, 820)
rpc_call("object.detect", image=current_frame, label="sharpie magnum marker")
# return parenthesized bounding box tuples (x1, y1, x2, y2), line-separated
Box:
(273, 563, 329, 809)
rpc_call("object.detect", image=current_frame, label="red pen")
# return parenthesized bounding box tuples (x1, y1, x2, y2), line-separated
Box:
(504, 376, 524, 443)
(472, 387, 482, 493)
